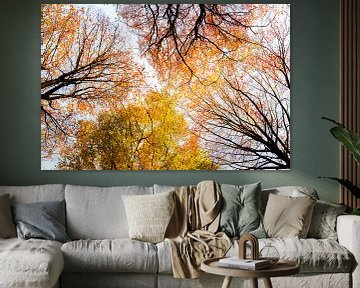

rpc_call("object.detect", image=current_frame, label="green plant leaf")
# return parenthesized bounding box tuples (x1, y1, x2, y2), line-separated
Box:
(319, 177, 360, 199)
(330, 126, 360, 165)
(322, 117, 360, 165)
(351, 208, 360, 215)
(322, 117, 343, 127)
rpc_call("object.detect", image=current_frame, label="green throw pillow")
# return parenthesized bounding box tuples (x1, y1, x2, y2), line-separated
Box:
(218, 182, 266, 238)
(307, 200, 347, 240)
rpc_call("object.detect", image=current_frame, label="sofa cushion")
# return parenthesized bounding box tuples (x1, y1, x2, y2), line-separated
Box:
(261, 186, 319, 213)
(153, 184, 177, 194)
(0, 184, 65, 204)
(122, 191, 175, 243)
(261, 238, 353, 273)
(0, 238, 64, 288)
(65, 185, 153, 239)
(0, 194, 16, 238)
(61, 239, 158, 273)
(263, 193, 316, 238)
(12, 200, 70, 243)
(218, 182, 266, 238)
(232, 238, 353, 273)
(158, 237, 353, 274)
(156, 240, 173, 274)
(307, 200, 347, 240)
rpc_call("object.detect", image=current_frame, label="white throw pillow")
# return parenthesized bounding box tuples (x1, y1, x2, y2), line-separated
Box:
(122, 191, 175, 243)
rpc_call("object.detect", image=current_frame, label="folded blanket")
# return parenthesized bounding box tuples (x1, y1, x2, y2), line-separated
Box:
(165, 180, 231, 278)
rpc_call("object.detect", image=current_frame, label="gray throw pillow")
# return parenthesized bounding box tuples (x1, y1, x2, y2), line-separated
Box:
(307, 200, 347, 240)
(218, 182, 266, 238)
(0, 194, 17, 238)
(12, 200, 70, 243)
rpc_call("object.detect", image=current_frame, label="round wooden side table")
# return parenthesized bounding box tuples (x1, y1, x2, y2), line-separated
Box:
(201, 257, 300, 288)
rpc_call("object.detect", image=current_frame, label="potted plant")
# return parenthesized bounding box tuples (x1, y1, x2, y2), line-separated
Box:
(321, 117, 360, 215)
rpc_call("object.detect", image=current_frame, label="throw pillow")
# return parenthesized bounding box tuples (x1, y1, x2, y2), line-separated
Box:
(218, 182, 266, 238)
(12, 200, 70, 243)
(122, 191, 175, 243)
(263, 193, 316, 238)
(0, 194, 16, 238)
(307, 200, 347, 240)
(261, 186, 319, 213)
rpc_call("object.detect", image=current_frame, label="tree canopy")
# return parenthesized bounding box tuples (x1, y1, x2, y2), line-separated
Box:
(59, 91, 217, 170)
(41, 4, 143, 156)
(118, 4, 290, 169)
(41, 4, 290, 170)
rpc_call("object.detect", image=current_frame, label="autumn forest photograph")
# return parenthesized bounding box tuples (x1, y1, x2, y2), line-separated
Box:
(41, 4, 290, 170)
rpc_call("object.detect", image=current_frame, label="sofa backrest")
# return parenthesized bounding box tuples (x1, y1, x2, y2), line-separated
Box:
(0, 184, 320, 240)
(0, 184, 65, 204)
(65, 184, 154, 240)
(153, 184, 177, 194)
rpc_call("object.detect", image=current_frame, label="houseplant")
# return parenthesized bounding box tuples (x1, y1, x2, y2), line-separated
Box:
(321, 117, 360, 215)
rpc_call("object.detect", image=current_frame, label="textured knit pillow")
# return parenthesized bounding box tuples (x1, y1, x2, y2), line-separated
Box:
(218, 182, 266, 238)
(12, 200, 70, 243)
(263, 193, 316, 238)
(122, 191, 175, 243)
(0, 194, 16, 238)
(307, 200, 347, 240)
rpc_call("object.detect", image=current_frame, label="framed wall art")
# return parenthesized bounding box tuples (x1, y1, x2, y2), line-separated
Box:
(41, 4, 290, 170)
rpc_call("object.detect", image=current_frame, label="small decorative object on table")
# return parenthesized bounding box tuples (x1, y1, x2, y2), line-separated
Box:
(218, 257, 271, 270)
(201, 234, 300, 288)
(238, 233, 280, 265)
(259, 245, 280, 265)
(218, 234, 271, 270)
(238, 234, 260, 260)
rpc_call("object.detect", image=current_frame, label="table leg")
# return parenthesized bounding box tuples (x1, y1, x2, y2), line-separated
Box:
(263, 277, 273, 288)
(222, 276, 233, 288)
(251, 278, 258, 288)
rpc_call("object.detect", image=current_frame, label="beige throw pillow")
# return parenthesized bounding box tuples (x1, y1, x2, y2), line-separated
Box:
(0, 194, 17, 238)
(122, 191, 175, 243)
(263, 193, 316, 238)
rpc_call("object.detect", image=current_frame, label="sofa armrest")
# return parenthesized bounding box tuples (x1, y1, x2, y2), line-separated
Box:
(337, 215, 360, 288)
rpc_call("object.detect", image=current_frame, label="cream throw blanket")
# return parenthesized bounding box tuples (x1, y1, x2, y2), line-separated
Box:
(165, 181, 231, 278)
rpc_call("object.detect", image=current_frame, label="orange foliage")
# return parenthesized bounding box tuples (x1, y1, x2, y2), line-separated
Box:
(117, 4, 290, 169)
(41, 4, 144, 157)
(42, 4, 290, 170)
(59, 90, 218, 170)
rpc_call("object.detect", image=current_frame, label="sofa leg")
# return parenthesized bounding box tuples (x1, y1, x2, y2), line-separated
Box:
(251, 278, 258, 288)
(263, 277, 273, 288)
(221, 276, 232, 288)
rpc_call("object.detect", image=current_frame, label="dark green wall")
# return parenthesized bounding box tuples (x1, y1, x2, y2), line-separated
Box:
(0, 0, 340, 202)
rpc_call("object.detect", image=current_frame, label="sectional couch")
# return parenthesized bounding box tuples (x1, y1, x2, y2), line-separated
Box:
(0, 183, 359, 288)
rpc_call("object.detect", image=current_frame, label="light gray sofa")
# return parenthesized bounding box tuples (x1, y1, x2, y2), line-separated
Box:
(0, 184, 359, 288)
